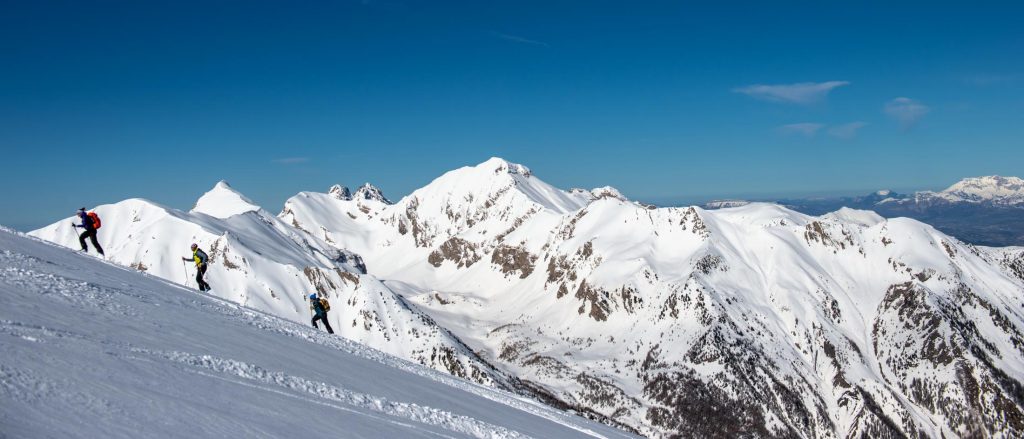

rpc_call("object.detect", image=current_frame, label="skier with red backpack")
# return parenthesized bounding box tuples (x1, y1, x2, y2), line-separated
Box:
(73, 208, 104, 256)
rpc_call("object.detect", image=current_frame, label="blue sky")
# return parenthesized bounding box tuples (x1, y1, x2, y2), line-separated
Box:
(2, 1, 1022, 230)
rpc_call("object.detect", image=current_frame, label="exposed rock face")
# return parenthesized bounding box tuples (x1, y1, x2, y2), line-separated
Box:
(354, 183, 392, 204)
(490, 245, 537, 279)
(328, 184, 352, 200)
(270, 159, 1024, 438)
(428, 237, 481, 268)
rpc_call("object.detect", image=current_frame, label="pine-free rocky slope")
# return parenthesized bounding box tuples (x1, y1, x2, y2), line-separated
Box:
(33, 158, 1024, 438)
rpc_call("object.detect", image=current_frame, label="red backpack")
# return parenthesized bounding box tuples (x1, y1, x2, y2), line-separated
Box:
(88, 212, 102, 229)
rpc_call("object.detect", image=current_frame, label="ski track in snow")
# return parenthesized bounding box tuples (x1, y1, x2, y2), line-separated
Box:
(0, 228, 631, 439)
(122, 349, 527, 439)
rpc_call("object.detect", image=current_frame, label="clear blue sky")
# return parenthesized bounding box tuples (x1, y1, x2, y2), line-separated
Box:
(2, 1, 1022, 230)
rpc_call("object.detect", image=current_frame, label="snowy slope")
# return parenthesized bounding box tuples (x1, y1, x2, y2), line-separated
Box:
(283, 158, 1024, 438)
(0, 227, 637, 439)
(29, 185, 503, 387)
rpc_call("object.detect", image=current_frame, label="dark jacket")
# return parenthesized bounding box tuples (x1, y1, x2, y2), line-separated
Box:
(191, 248, 209, 267)
(311, 298, 328, 317)
(78, 211, 96, 230)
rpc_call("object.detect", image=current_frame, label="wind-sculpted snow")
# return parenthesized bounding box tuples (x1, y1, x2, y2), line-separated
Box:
(0, 228, 636, 439)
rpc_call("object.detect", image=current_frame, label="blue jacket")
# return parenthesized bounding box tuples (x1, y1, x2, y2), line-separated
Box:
(78, 211, 95, 230)
(311, 298, 328, 317)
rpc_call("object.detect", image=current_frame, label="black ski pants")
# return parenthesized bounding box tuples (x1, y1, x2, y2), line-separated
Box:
(79, 228, 104, 255)
(312, 314, 334, 334)
(196, 263, 211, 291)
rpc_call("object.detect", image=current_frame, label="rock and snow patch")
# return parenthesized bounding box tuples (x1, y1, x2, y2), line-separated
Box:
(328, 184, 352, 200)
(354, 183, 392, 204)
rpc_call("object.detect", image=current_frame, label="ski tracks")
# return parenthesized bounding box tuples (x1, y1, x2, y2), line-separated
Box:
(124, 348, 530, 439)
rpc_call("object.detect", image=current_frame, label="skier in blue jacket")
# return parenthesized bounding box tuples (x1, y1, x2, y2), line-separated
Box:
(309, 293, 334, 334)
(72, 208, 104, 256)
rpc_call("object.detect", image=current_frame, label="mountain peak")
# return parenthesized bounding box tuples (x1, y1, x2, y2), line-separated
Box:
(570, 186, 628, 202)
(940, 175, 1024, 204)
(192, 181, 261, 218)
(477, 157, 532, 177)
(328, 184, 352, 200)
(353, 183, 391, 204)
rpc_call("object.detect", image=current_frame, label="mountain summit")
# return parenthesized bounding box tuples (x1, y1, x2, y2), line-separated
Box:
(938, 175, 1024, 204)
(353, 183, 391, 204)
(191, 181, 261, 218)
(328, 184, 352, 200)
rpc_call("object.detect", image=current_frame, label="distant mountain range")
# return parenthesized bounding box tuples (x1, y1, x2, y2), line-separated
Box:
(704, 176, 1024, 246)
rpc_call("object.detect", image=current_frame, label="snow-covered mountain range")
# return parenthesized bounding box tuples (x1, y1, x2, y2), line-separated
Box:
(707, 176, 1024, 247)
(30, 158, 1024, 437)
(0, 227, 634, 438)
(708, 175, 1024, 210)
(875, 175, 1024, 207)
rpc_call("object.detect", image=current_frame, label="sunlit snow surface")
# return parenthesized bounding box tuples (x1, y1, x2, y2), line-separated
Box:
(0, 228, 636, 439)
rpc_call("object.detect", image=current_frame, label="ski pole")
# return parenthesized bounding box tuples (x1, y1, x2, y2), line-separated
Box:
(182, 260, 189, 288)
(305, 294, 315, 326)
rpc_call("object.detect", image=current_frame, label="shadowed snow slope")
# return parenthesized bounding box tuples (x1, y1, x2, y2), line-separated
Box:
(0, 228, 636, 439)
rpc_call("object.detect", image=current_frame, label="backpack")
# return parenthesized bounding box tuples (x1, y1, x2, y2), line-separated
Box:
(88, 212, 102, 229)
(319, 298, 331, 312)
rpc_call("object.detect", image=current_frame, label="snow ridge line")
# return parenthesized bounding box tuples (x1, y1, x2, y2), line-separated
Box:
(127, 348, 529, 439)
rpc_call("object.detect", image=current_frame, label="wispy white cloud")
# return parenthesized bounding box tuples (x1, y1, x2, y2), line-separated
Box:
(733, 81, 849, 105)
(963, 74, 1019, 86)
(884, 97, 929, 130)
(827, 121, 867, 139)
(274, 157, 310, 165)
(777, 123, 824, 138)
(491, 32, 548, 47)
